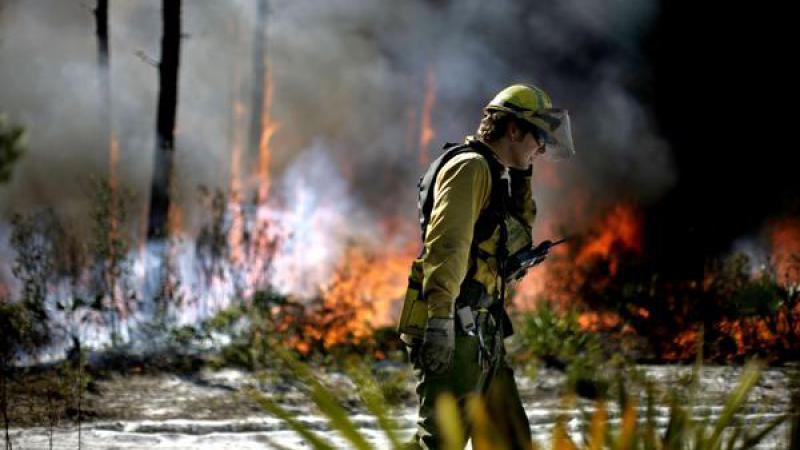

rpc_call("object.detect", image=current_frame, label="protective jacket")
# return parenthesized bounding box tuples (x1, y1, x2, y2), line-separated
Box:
(397, 137, 536, 342)
(400, 137, 538, 450)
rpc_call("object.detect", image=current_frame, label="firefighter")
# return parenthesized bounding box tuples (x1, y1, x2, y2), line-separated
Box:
(397, 84, 574, 449)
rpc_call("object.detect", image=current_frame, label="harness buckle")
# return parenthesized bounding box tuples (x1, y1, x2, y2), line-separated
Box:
(456, 306, 476, 336)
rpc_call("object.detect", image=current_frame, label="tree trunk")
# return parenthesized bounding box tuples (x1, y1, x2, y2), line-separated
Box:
(95, 0, 123, 345)
(248, 0, 268, 163)
(95, 0, 111, 174)
(147, 0, 182, 240)
(75, 339, 83, 450)
(2, 363, 10, 450)
(94, 0, 109, 66)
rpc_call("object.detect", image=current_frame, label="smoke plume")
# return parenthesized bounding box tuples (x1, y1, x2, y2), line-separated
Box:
(0, 0, 671, 298)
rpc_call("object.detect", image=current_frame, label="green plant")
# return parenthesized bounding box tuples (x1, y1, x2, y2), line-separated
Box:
(9, 212, 59, 325)
(86, 177, 135, 346)
(512, 302, 623, 398)
(0, 300, 51, 450)
(195, 186, 229, 288)
(3, 211, 57, 412)
(513, 303, 601, 361)
(373, 366, 412, 407)
(541, 229, 798, 363)
(169, 289, 311, 370)
(703, 253, 800, 361)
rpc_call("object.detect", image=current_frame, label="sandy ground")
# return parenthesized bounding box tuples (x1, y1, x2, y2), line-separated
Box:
(6, 364, 797, 449)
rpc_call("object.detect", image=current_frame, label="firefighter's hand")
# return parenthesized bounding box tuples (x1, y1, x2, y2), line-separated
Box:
(421, 316, 455, 374)
(531, 254, 547, 267)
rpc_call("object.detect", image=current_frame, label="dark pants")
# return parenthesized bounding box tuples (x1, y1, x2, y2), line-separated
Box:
(406, 334, 532, 450)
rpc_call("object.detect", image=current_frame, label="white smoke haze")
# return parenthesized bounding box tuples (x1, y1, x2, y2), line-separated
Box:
(0, 0, 674, 328)
(268, 139, 376, 298)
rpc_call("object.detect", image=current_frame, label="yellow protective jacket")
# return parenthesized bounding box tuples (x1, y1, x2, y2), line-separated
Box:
(423, 138, 537, 318)
(397, 138, 537, 340)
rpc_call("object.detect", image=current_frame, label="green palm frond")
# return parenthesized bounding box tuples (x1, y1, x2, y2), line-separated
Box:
(346, 361, 403, 449)
(246, 387, 336, 450)
(248, 345, 788, 450)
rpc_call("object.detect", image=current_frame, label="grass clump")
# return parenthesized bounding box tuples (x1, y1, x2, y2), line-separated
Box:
(511, 301, 631, 399)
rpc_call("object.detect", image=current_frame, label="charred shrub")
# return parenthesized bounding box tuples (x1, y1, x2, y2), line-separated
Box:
(0, 116, 25, 184)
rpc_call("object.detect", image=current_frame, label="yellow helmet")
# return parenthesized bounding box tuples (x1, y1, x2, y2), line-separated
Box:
(485, 84, 575, 160)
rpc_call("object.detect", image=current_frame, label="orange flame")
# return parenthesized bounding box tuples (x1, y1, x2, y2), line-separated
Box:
(406, 102, 417, 155)
(109, 131, 120, 191)
(312, 220, 418, 348)
(676, 311, 800, 361)
(167, 183, 183, 237)
(768, 219, 800, 286)
(515, 203, 643, 309)
(418, 68, 436, 166)
(576, 204, 642, 274)
(664, 219, 800, 360)
(225, 17, 246, 267)
(108, 131, 121, 246)
(228, 99, 246, 266)
(310, 205, 645, 349)
(662, 328, 699, 360)
(257, 65, 279, 205)
(315, 245, 415, 347)
(577, 311, 621, 331)
(241, 55, 280, 293)
(107, 132, 125, 318)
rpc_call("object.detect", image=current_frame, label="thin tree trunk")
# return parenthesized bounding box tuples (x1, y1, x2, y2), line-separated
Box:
(248, 0, 268, 162)
(147, 0, 182, 240)
(2, 364, 10, 450)
(95, 0, 122, 346)
(94, 0, 109, 66)
(46, 388, 53, 450)
(76, 347, 83, 450)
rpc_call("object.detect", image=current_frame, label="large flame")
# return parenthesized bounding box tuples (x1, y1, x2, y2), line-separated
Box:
(317, 240, 417, 347)
(243, 63, 281, 294)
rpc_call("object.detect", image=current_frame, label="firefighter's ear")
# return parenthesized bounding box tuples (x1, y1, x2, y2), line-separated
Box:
(508, 121, 523, 142)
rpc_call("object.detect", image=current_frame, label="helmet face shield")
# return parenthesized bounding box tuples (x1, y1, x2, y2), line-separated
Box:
(531, 109, 575, 161)
(484, 84, 575, 161)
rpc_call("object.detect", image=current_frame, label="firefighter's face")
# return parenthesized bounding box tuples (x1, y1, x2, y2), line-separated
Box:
(509, 123, 544, 168)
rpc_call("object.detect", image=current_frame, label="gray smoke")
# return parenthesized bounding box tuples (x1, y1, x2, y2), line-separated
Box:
(0, 0, 673, 290)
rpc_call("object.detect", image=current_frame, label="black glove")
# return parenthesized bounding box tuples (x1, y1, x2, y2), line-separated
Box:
(420, 316, 455, 374)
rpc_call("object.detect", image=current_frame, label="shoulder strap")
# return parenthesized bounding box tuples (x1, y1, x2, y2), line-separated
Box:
(417, 142, 472, 241)
(417, 139, 508, 256)
(467, 140, 506, 243)
(461, 140, 509, 294)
